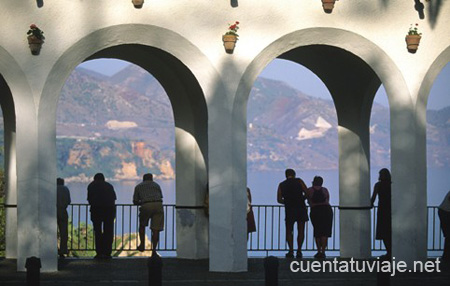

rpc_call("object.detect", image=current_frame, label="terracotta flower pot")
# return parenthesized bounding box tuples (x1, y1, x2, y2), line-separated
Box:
(223, 34, 237, 54)
(27, 35, 44, 55)
(405, 34, 421, 53)
(322, 0, 336, 13)
(132, 0, 144, 8)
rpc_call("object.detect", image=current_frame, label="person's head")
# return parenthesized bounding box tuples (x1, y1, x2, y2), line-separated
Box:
(378, 168, 391, 183)
(143, 173, 153, 181)
(94, 173, 105, 182)
(57, 178, 64, 186)
(285, 168, 296, 178)
(312, 176, 323, 187)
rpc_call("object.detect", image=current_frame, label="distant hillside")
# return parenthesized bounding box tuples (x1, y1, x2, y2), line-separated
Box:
(0, 64, 449, 180)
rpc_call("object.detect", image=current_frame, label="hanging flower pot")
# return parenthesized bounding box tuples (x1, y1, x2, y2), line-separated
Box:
(223, 34, 238, 54)
(27, 35, 44, 55)
(26, 24, 45, 56)
(405, 23, 422, 54)
(132, 0, 144, 8)
(222, 21, 239, 54)
(321, 0, 336, 14)
(405, 35, 421, 53)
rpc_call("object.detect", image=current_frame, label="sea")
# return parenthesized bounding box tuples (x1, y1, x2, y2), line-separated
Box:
(67, 168, 450, 206)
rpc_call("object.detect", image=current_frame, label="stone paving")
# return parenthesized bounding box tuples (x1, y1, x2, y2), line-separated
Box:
(1, 257, 449, 285)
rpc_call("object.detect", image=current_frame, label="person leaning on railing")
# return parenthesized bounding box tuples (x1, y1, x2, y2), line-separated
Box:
(306, 176, 333, 259)
(133, 173, 164, 257)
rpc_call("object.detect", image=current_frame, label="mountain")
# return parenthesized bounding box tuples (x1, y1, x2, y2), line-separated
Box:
(0, 64, 449, 181)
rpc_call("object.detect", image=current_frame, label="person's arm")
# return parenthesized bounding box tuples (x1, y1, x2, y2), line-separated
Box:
(133, 187, 140, 205)
(324, 187, 330, 204)
(277, 185, 284, 204)
(370, 184, 378, 207)
(299, 179, 308, 200)
(66, 187, 71, 207)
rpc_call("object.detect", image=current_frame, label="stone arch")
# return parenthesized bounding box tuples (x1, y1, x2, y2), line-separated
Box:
(414, 45, 450, 226)
(39, 24, 219, 259)
(0, 46, 34, 260)
(233, 28, 419, 261)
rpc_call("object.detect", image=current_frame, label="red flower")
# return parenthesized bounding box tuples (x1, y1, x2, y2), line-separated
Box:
(236, 21, 240, 24)
(230, 24, 236, 30)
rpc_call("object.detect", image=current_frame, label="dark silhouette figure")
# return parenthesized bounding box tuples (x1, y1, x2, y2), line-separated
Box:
(57, 178, 71, 258)
(371, 168, 392, 259)
(247, 187, 256, 240)
(438, 190, 450, 262)
(414, 0, 425, 19)
(306, 176, 333, 259)
(277, 168, 308, 259)
(133, 173, 164, 256)
(87, 173, 116, 259)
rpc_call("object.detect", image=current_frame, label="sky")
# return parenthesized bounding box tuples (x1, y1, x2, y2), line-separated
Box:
(79, 58, 450, 110)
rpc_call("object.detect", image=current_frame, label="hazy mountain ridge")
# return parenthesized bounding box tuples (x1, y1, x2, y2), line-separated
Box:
(2, 64, 448, 181)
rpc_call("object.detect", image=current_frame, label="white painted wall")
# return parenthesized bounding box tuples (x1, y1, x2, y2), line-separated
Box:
(0, 0, 449, 272)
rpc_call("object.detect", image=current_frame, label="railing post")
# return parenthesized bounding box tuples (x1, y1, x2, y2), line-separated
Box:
(264, 256, 279, 286)
(25, 256, 41, 286)
(148, 255, 163, 286)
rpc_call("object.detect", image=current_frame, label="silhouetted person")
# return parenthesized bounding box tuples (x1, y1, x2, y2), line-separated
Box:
(306, 176, 333, 259)
(247, 187, 256, 240)
(438, 190, 450, 262)
(370, 168, 392, 259)
(133, 173, 164, 256)
(57, 178, 71, 258)
(277, 168, 308, 258)
(87, 173, 116, 259)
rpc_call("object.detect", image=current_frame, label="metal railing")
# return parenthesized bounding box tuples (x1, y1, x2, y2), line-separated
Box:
(0, 204, 445, 255)
(67, 204, 176, 254)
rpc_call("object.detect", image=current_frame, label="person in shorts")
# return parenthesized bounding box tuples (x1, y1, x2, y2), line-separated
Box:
(277, 168, 309, 258)
(133, 173, 164, 256)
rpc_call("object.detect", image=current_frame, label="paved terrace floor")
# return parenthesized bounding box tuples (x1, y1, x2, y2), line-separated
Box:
(1, 256, 449, 286)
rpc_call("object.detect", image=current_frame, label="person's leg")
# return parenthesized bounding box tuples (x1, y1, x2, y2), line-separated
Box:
(103, 216, 114, 257)
(151, 229, 160, 256)
(92, 219, 103, 257)
(296, 221, 305, 257)
(60, 210, 69, 255)
(138, 225, 146, 251)
(285, 221, 294, 256)
(320, 236, 328, 257)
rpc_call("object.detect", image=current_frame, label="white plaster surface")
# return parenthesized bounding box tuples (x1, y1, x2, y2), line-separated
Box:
(0, 0, 448, 272)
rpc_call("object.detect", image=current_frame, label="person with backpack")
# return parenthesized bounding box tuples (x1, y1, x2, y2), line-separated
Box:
(306, 176, 333, 259)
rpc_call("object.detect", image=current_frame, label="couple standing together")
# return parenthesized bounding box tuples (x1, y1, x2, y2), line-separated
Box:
(277, 168, 333, 259)
(86, 173, 164, 259)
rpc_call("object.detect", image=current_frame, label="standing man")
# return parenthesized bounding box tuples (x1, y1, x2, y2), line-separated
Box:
(87, 173, 117, 259)
(133, 173, 164, 257)
(57, 178, 71, 258)
(277, 168, 308, 258)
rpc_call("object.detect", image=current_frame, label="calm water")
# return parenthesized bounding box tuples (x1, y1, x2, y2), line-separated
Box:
(68, 168, 450, 206)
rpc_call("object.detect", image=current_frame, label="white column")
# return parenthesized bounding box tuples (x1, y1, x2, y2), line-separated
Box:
(208, 76, 247, 272)
(390, 102, 427, 265)
(338, 124, 371, 259)
(15, 106, 58, 272)
(175, 128, 209, 259)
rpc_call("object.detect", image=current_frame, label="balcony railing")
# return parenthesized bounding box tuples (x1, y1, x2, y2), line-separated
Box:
(0, 204, 445, 256)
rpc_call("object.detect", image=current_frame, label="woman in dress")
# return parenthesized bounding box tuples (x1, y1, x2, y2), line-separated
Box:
(306, 176, 333, 259)
(370, 168, 392, 259)
(247, 188, 257, 240)
(438, 190, 450, 262)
